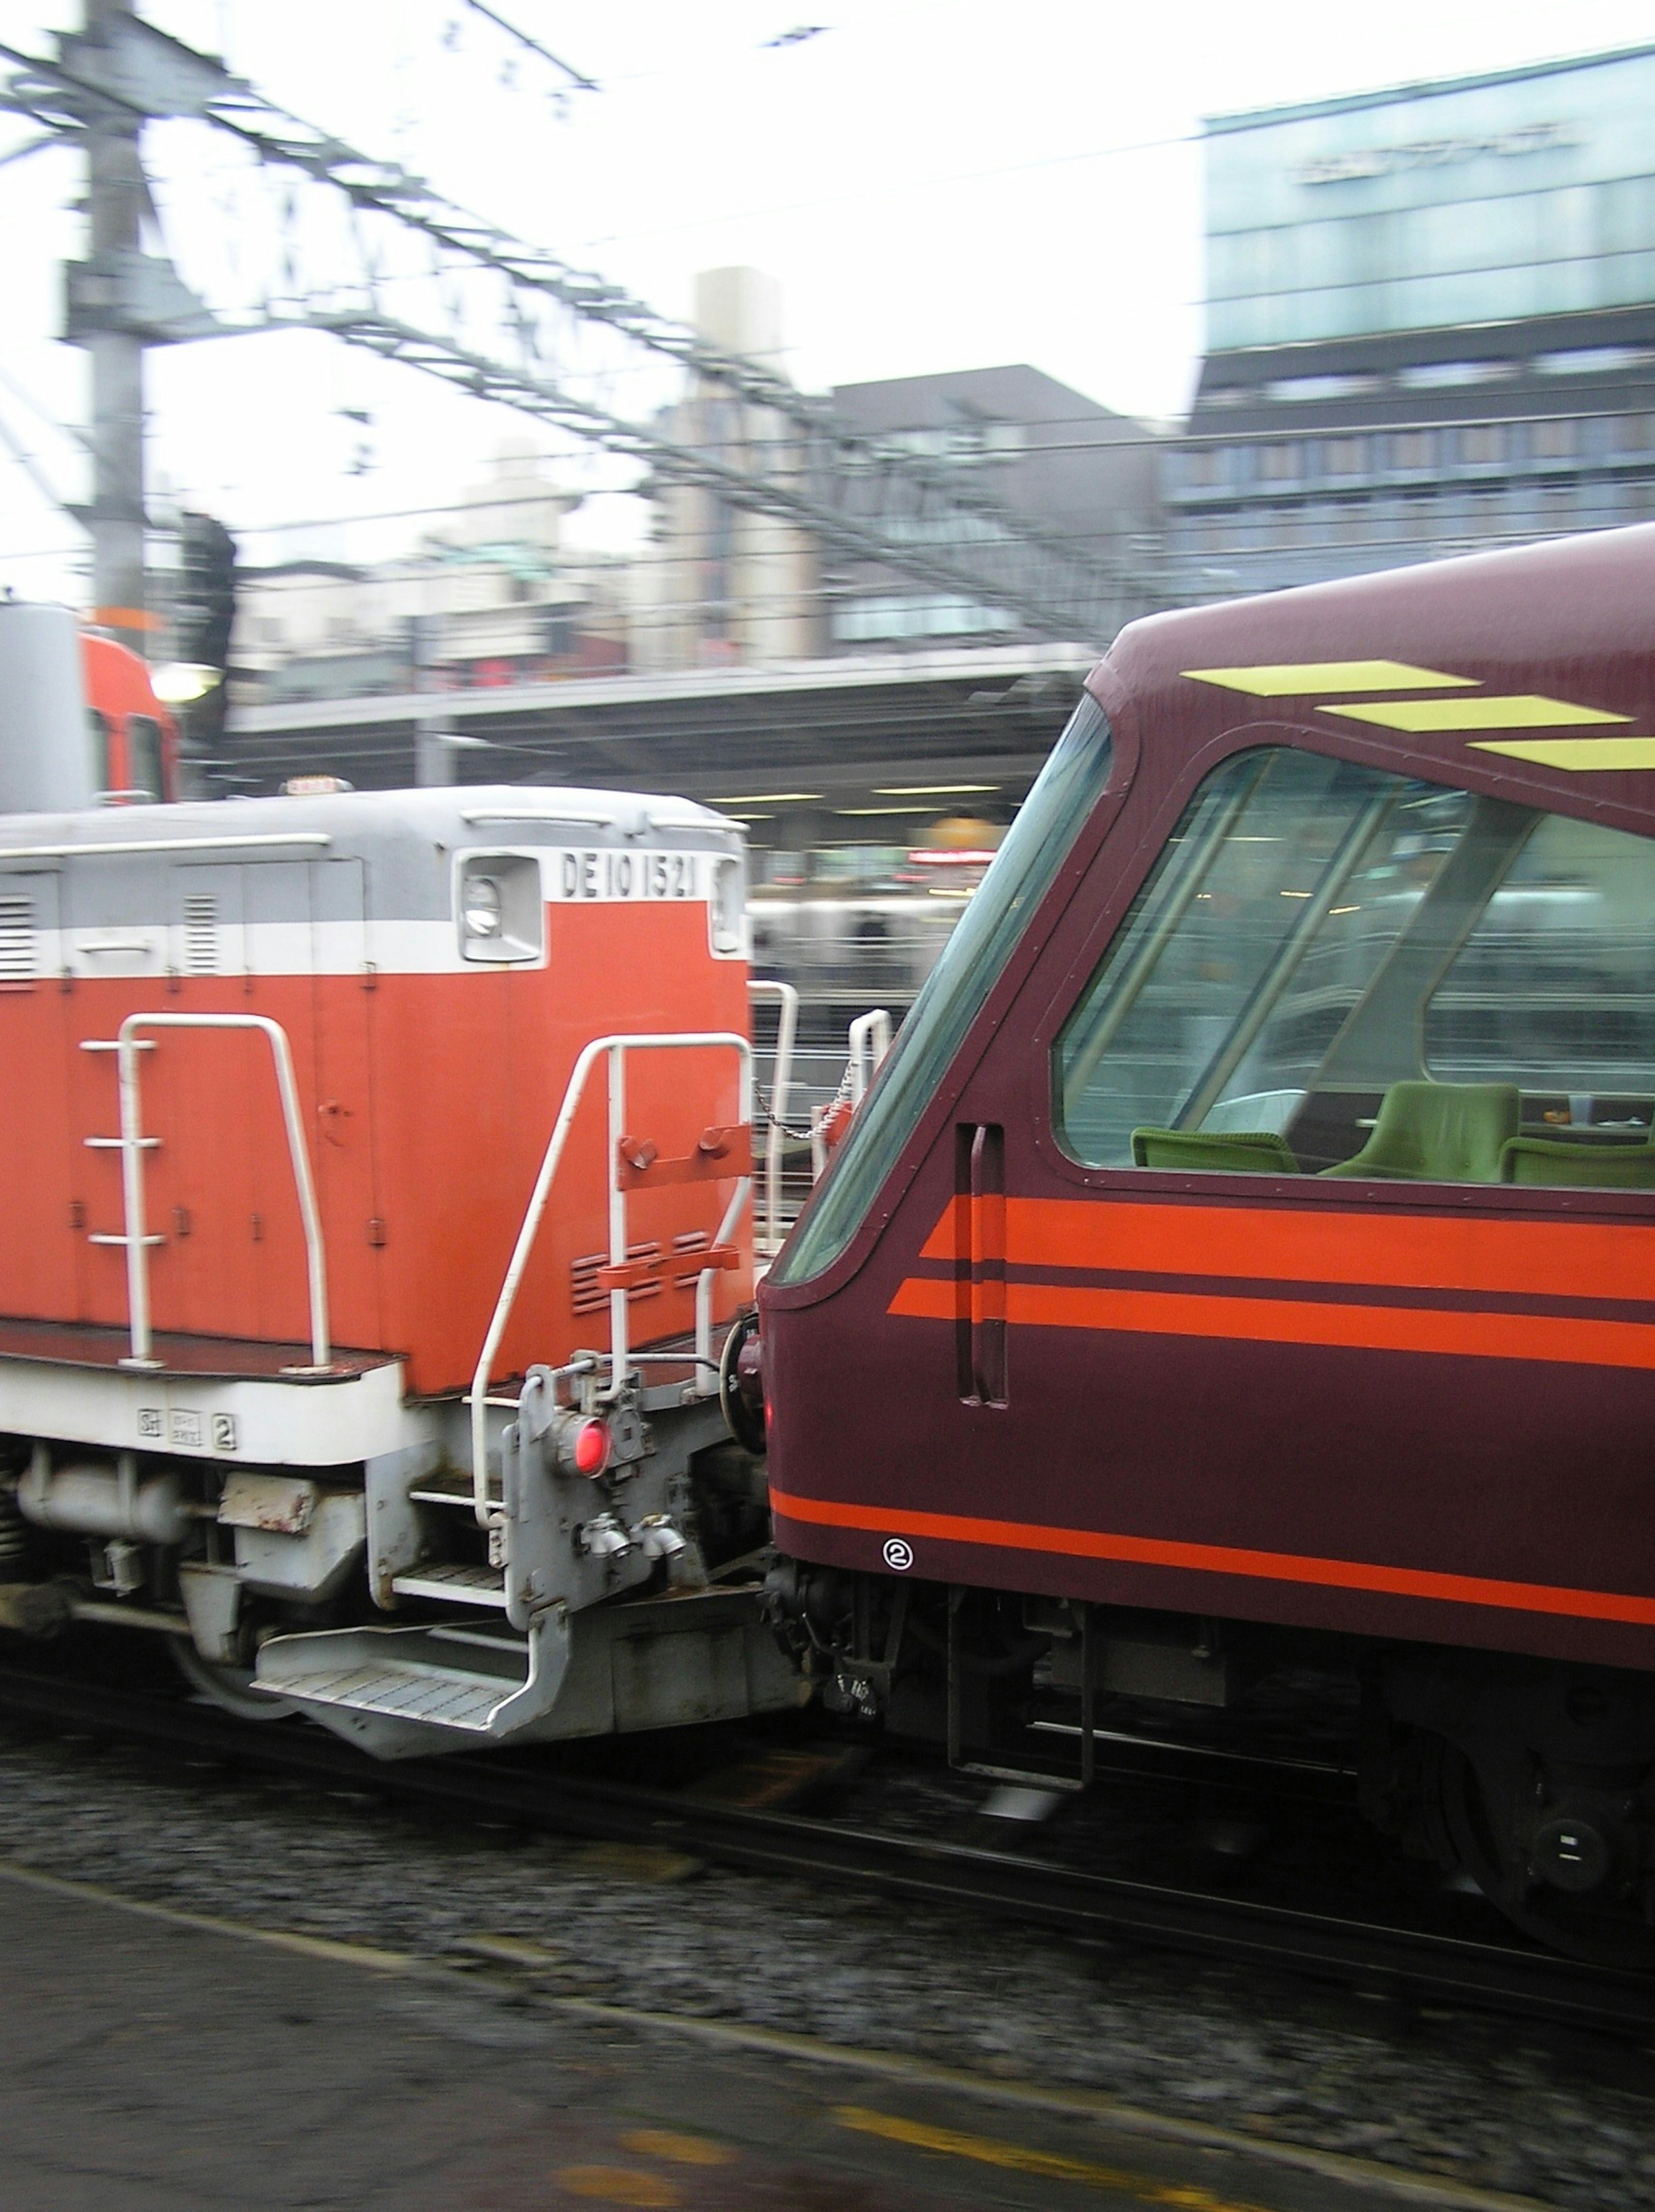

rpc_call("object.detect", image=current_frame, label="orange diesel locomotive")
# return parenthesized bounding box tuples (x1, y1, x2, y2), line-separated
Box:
(0, 782, 799, 1756)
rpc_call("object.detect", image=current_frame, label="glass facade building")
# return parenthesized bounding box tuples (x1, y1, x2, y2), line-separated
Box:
(1166, 46, 1655, 602)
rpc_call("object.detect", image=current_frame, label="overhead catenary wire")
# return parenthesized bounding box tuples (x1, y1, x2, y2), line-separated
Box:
(4, 371, 1651, 558)
(458, 0, 599, 94)
(0, 27, 1140, 643)
(5, 24, 1655, 640)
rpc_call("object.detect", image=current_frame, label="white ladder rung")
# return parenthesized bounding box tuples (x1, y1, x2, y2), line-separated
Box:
(87, 1232, 165, 1247)
(83, 1135, 160, 1150)
(79, 1038, 156, 1053)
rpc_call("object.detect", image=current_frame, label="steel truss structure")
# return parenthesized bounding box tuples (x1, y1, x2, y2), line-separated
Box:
(1, 13, 1138, 644)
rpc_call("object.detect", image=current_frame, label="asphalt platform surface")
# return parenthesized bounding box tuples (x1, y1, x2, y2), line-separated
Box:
(0, 1865, 1533, 2212)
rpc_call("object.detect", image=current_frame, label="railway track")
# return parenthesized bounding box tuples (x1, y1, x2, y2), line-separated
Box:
(0, 1656, 1649, 2044)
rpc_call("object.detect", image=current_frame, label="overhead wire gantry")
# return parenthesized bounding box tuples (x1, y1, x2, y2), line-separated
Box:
(1, 7, 1140, 646)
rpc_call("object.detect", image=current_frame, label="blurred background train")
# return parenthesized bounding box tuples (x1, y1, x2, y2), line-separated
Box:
(747, 828, 998, 1193)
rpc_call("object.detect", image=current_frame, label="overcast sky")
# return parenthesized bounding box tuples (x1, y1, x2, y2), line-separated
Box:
(3, 0, 1654, 599)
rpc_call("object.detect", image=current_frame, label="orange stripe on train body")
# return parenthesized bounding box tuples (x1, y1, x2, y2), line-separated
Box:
(888, 1273, 1655, 1371)
(768, 1488, 1655, 1630)
(918, 1196, 1655, 1306)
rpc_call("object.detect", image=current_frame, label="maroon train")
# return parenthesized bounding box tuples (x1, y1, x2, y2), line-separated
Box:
(755, 523, 1655, 1959)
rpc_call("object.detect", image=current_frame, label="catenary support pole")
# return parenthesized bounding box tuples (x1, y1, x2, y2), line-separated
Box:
(81, 0, 147, 640)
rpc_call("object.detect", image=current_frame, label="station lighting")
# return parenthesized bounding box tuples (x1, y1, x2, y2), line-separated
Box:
(712, 792, 825, 804)
(149, 662, 222, 705)
(872, 783, 1000, 796)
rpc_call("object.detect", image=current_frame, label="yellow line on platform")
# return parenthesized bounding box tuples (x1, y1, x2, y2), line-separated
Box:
(836, 2103, 1274, 2207)
(0, 1856, 1549, 2212)
(0, 1858, 418, 1973)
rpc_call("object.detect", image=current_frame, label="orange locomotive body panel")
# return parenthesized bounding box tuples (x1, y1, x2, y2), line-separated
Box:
(0, 787, 752, 1395)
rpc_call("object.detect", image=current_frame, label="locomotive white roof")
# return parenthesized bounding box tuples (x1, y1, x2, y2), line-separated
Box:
(0, 783, 740, 861)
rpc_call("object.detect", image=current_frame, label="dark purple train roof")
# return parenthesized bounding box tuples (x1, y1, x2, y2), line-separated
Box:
(1093, 524, 1655, 839)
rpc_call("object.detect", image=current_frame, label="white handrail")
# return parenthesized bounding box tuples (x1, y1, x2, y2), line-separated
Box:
(112, 1013, 332, 1374)
(746, 978, 798, 1255)
(468, 1030, 752, 1526)
(848, 1008, 893, 1105)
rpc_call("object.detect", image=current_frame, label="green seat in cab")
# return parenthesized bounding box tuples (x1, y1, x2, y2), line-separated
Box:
(1501, 1129, 1655, 1187)
(1320, 1081, 1519, 1183)
(1131, 1128, 1299, 1173)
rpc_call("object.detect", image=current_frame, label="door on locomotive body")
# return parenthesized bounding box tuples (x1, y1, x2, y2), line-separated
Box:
(767, 693, 1655, 1673)
(87, 855, 378, 1353)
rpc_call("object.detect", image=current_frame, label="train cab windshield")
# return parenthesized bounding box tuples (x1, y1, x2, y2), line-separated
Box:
(773, 693, 1115, 1283)
(1055, 744, 1655, 1187)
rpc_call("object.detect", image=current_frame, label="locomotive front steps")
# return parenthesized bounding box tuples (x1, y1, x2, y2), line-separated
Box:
(254, 1583, 808, 1757)
(389, 1562, 509, 1608)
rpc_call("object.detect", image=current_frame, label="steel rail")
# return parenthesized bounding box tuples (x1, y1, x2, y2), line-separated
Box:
(0, 1660, 1647, 2041)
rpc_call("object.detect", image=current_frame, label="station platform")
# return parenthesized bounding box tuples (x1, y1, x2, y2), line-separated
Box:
(0, 1862, 1526, 2212)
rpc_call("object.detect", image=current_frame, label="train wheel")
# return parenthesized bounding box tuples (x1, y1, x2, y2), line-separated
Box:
(172, 1641, 298, 1723)
(1434, 1738, 1655, 1969)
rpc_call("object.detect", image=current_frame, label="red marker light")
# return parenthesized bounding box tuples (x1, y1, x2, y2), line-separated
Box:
(573, 1418, 610, 1478)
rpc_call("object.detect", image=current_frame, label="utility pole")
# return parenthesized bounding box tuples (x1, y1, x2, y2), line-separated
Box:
(77, 0, 148, 641)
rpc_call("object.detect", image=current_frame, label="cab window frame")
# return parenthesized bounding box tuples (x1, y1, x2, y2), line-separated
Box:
(1037, 735, 1655, 1207)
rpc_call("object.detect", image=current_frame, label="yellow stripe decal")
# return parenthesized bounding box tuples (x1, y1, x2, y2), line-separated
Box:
(1325, 694, 1630, 733)
(1181, 660, 1474, 697)
(1471, 736, 1655, 772)
(832, 2106, 1276, 2210)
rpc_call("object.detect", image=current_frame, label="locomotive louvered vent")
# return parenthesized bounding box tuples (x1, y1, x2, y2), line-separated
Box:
(571, 1241, 662, 1315)
(672, 1229, 711, 1289)
(183, 893, 218, 975)
(0, 896, 34, 982)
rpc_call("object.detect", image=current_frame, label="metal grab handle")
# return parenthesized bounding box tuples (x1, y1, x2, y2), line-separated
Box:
(469, 1030, 753, 1526)
(746, 979, 798, 1256)
(112, 1013, 331, 1374)
(847, 1008, 893, 1105)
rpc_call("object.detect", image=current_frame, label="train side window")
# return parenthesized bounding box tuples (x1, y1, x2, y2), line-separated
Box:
(127, 715, 163, 802)
(1424, 812, 1655, 1150)
(772, 694, 1115, 1286)
(86, 710, 111, 792)
(1055, 749, 1468, 1169)
(1053, 747, 1655, 1188)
